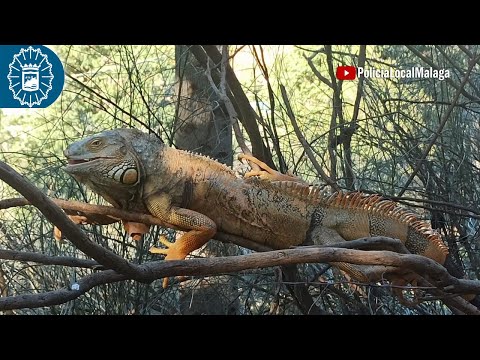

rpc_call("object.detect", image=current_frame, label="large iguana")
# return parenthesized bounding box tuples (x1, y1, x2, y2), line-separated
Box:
(63, 128, 449, 291)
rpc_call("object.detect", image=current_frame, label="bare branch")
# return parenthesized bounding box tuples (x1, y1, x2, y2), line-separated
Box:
(352, 45, 366, 124)
(303, 53, 333, 88)
(0, 196, 275, 253)
(397, 53, 480, 197)
(405, 46, 480, 102)
(279, 84, 340, 191)
(0, 249, 101, 269)
(66, 73, 162, 140)
(1, 246, 479, 311)
(1, 191, 478, 312)
(300, 236, 410, 254)
(0, 269, 127, 310)
(0, 197, 180, 230)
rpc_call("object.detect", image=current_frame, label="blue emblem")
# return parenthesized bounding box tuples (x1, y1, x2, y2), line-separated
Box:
(0, 45, 64, 108)
(7, 47, 54, 107)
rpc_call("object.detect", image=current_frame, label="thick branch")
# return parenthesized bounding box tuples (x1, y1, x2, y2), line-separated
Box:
(301, 236, 410, 254)
(1, 247, 480, 311)
(0, 270, 127, 310)
(2, 194, 476, 295)
(204, 50, 258, 167)
(2, 193, 479, 313)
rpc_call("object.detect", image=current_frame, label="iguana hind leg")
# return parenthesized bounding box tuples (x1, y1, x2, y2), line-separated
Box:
(145, 193, 217, 287)
(311, 226, 427, 305)
(310, 226, 395, 283)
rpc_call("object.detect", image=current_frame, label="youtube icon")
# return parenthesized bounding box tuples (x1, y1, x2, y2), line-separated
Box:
(336, 66, 357, 80)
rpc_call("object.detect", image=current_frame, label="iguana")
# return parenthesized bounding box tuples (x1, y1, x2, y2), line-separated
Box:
(63, 128, 449, 293)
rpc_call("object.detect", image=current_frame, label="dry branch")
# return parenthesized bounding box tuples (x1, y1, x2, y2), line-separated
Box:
(0, 249, 101, 269)
(1, 246, 480, 312)
(0, 196, 270, 252)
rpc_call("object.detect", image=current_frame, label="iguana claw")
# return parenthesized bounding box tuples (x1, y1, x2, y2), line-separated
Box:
(149, 235, 189, 288)
(238, 153, 276, 180)
(238, 153, 305, 183)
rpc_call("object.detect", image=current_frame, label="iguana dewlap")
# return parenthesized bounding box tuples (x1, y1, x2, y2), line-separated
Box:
(63, 128, 449, 288)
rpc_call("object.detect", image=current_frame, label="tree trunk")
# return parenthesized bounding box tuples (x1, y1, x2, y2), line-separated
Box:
(174, 45, 232, 165)
(173, 45, 238, 314)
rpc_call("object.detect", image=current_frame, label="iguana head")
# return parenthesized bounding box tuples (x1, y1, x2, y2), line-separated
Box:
(63, 128, 152, 208)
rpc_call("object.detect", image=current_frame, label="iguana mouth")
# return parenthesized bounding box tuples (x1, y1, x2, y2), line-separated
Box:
(66, 157, 112, 165)
(68, 159, 91, 165)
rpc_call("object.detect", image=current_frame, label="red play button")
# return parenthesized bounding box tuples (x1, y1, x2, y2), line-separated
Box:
(336, 66, 357, 80)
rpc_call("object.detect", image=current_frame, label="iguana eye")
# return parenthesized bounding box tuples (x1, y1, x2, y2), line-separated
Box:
(90, 139, 102, 147)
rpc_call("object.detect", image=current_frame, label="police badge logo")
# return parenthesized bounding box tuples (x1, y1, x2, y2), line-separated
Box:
(7, 46, 54, 107)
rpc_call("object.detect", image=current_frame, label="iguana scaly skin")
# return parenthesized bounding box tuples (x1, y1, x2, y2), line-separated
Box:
(63, 128, 449, 288)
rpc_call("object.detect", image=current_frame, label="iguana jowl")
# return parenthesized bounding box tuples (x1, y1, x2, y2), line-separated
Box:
(63, 128, 449, 287)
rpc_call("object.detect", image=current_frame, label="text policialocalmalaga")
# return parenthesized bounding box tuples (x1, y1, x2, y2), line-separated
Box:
(357, 67, 450, 80)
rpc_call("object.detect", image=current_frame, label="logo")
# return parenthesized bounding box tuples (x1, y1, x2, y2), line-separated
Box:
(7, 47, 54, 107)
(0, 45, 64, 108)
(336, 66, 357, 80)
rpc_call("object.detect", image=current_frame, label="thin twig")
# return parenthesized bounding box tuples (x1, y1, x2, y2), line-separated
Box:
(397, 53, 480, 197)
(279, 84, 340, 191)
(204, 47, 258, 167)
(0, 249, 101, 269)
(405, 46, 480, 103)
(66, 73, 163, 141)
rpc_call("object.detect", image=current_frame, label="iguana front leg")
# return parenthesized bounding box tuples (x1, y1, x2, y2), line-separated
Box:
(238, 153, 307, 184)
(145, 192, 217, 287)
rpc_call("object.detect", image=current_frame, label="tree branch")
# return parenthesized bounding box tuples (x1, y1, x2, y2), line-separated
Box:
(1, 246, 479, 312)
(0, 197, 180, 230)
(66, 73, 161, 140)
(0, 249, 101, 269)
(0, 196, 270, 252)
(204, 48, 258, 167)
(2, 193, 477, 295)
(303, 53, 333, 88)
(1, 173, 478, 312)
